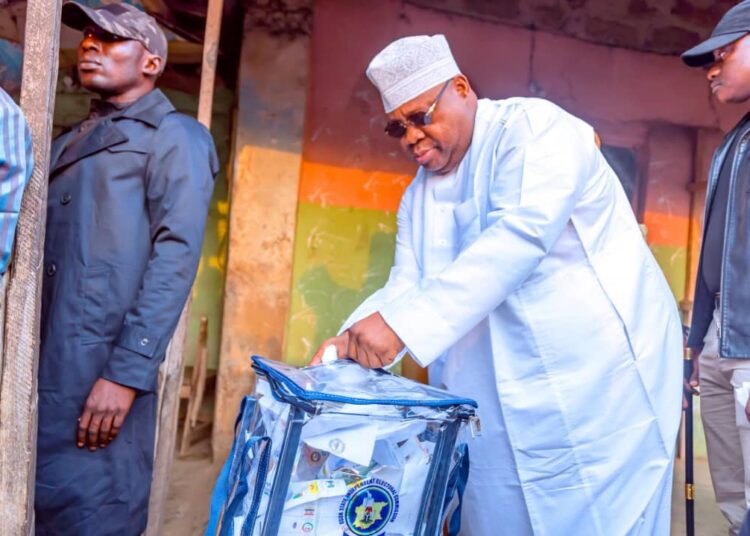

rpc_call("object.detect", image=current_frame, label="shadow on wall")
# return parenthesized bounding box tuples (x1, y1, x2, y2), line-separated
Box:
(287, 227, 396, 365)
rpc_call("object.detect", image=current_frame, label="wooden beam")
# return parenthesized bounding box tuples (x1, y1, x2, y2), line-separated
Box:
(144, 303, 191, 536)
(197, 0, 223, 128)
(0, 0, 62, 534)
(145, 0, 223, 533)
(179, 317, 212, 457)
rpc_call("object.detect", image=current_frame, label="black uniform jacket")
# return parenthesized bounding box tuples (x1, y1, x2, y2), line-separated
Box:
(35, 89, 218, 535)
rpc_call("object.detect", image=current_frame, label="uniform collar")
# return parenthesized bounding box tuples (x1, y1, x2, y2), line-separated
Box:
(49, 89, 174, 176)
(115, 88, 175, 127)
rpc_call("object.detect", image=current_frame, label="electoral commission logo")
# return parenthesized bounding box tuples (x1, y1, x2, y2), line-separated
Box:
(338, 478, 400, 535)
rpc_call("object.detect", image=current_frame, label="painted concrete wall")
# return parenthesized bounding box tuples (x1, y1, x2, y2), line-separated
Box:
(643, 126, 695, 304)
(213, 27, 309, 456)
(405, 0, 735, 55)
(282, 0, 747, 367)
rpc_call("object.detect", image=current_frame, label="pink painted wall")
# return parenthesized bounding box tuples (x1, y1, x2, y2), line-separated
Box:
(309, 0, 745, 142)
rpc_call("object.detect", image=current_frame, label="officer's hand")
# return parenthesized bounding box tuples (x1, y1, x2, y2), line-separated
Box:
(77, 378, 136, 451)
(683, 347, 701, 410)
(347, 312, 404, 369)
(310, 332, 350, 365)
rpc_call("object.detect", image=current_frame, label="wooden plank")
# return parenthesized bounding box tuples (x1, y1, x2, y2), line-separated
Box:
(197, 0, 223, 128)
(179, 316, 208, 457)
(0, 1, 62, 534)
(145, 0, 224, 533)
(0, 273, 7, 374)
(144, 302, 191, 536)
(189, 317, 210, 428)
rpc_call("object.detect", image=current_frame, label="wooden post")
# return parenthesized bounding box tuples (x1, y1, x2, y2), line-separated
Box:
(197, 0, 223, 128)
(144, 304, 191, 536)
(180, 316, 211, 457)
(145, 0, 223, 533)
(0, 1, 62, 534)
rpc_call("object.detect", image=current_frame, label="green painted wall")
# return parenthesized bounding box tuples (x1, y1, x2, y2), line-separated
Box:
(650, 244, 688, 304)
(285, 202, 397, 365)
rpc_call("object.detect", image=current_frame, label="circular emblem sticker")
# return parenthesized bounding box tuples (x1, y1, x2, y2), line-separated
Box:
(329, 438, 345, 454)
(338, 478, 399, 535)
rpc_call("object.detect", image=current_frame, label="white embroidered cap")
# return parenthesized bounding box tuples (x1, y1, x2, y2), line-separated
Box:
(366, 34, 460, 113)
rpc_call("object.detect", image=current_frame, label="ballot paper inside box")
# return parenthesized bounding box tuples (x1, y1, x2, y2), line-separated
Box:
(207, 356, 478, 536)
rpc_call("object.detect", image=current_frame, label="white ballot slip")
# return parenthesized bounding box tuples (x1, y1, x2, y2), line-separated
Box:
(304, 422, 379, 467)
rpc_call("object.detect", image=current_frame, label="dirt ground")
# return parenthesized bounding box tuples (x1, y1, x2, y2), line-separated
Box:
(163, 439, 221, 536)
(163, 443, 728, 535)
(672, 457, 726, 536)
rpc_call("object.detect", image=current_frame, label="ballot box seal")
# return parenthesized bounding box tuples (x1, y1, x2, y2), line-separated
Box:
(338, 478, 399, 535)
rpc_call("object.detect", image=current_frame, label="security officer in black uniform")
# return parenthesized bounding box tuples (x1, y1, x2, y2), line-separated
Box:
(35, 3, 217, 534)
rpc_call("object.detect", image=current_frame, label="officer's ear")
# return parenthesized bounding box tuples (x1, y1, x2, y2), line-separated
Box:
(142, 53, 163, 79)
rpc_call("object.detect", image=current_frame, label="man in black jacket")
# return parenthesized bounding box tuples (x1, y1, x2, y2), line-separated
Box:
(35, 3, 217, 534)
(683, 1, 750, 533)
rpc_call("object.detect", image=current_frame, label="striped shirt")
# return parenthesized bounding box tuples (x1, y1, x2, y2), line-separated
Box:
(0, 88, 32, 274)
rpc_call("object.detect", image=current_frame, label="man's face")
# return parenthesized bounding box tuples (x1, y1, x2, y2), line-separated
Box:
(77, 25, 153, 99)
(707, 35, 750, 104)
(386, 78, 473, 175)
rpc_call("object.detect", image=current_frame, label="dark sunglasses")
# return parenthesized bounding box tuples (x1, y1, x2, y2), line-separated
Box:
(384, 79, 451, 138)
(82, 25, 128, 43)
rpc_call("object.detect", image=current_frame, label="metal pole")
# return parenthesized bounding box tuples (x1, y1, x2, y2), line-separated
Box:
(684, 336, 695, 536)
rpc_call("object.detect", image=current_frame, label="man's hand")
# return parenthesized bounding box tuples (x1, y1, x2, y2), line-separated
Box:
(310, 332, 350, 365)
(683, 347, 701, 410)
(77, 378, 136, 451)
(346, 312, 405, 369)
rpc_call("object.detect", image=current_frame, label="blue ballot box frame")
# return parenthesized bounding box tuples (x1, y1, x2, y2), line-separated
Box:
(263, 404, 305, 535)
(207, 356, 478, 536)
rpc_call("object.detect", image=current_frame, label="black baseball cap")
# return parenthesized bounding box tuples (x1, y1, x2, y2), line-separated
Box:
(62, 1, 168, 63)
(682, 0, 750, 67)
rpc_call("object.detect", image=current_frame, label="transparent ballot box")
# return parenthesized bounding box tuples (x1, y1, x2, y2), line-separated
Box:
(206, 356, 478, 536)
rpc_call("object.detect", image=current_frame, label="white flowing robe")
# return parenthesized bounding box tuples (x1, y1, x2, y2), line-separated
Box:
(342, 98, 682, 535)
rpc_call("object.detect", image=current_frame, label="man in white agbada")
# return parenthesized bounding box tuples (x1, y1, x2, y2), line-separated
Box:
(312, 35, 683, 535)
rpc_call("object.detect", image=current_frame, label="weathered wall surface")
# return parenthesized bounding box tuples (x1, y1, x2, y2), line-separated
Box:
(642, 126, 695, 302)
(282, 0, 745, 366)
(406, 0, 735, 55)
(213, 26, 308, 455)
